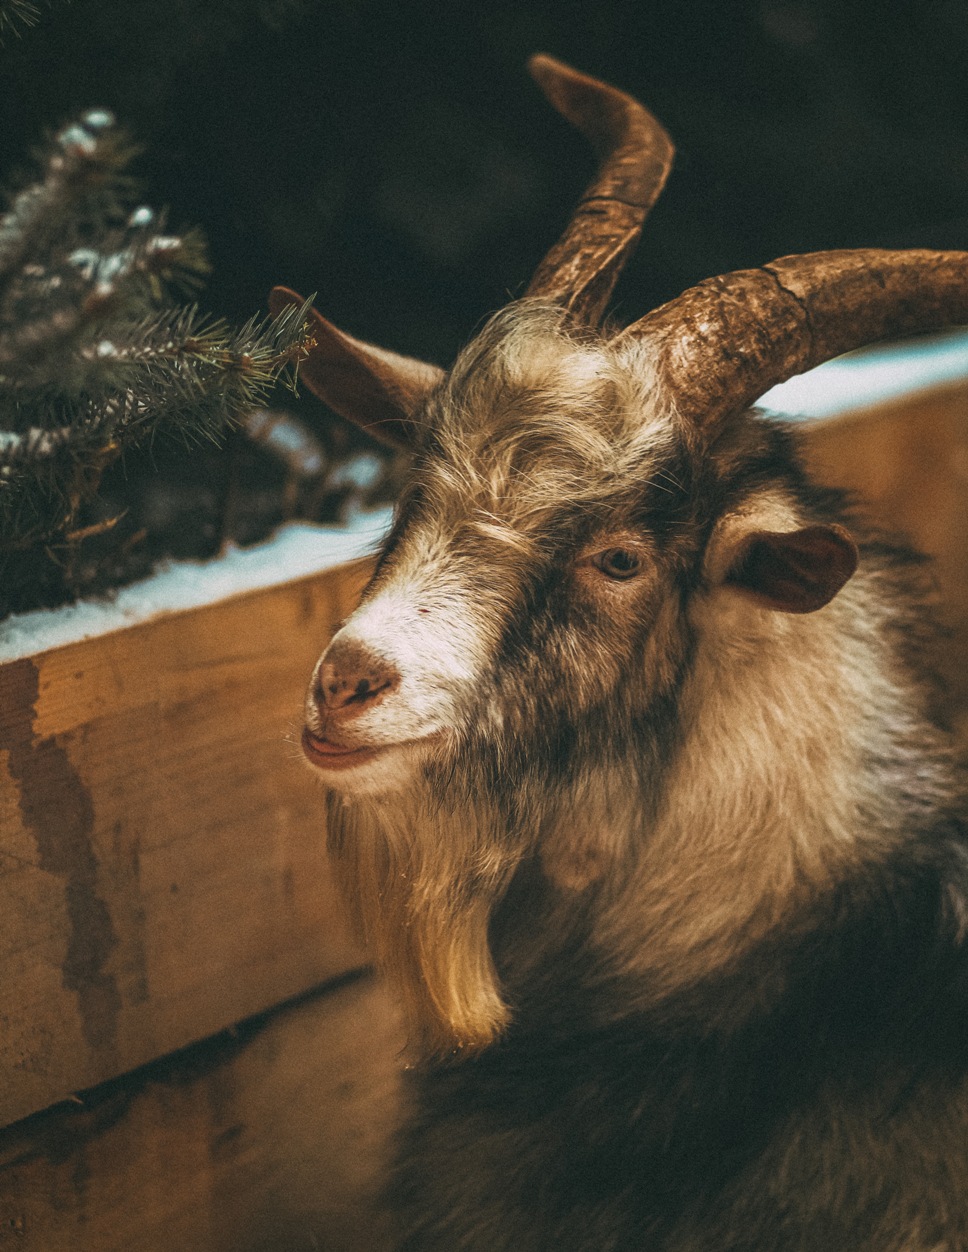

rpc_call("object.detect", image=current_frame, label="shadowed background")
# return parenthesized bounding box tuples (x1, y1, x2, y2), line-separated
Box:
(3, 0, 967, 365)
(2, 0, 967, 613)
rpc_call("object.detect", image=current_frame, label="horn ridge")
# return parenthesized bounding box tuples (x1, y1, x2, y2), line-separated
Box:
(621, 248, 968, 433)
(524, 54, 674, 326)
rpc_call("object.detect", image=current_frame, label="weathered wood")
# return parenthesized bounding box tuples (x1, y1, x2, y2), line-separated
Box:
(801, 379, 968, 737)
(0, 972, 405, 1252)
(0, 560, 372, 1128)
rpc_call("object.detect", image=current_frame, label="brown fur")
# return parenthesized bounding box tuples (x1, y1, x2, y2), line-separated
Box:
(301, 304, 968, 1249)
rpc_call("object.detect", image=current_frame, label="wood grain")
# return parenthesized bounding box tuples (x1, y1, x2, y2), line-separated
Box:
(0, 972, 405, 1252)
(0, 560, 372, 1128)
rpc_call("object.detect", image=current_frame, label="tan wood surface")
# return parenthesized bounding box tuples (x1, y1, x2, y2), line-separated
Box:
(0, 972, 405, 1252)
(800, 379, 968, 737)
(0, 560, 372, 1129)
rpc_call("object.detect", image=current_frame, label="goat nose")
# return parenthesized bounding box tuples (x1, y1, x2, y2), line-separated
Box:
(316, 640, 400, 715)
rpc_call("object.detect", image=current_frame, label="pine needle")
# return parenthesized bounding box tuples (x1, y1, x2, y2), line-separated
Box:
(0, 110, 314, 567)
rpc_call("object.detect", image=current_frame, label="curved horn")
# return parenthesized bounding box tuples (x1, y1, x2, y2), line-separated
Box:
(524, 54, 674, 326)
(621, 249, 968, 434)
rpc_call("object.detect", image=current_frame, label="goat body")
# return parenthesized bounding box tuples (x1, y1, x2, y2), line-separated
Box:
(276, 56, 968, 1251)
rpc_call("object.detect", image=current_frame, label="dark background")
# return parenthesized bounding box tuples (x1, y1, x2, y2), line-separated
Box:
(4, 0, 968, 369)
(3, 0, 968, 615)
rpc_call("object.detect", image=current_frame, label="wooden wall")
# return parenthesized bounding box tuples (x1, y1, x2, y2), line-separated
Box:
(0, 554, 408, 1250)
(0, 973, 404, 1252)
(0, 560, 372, 1129)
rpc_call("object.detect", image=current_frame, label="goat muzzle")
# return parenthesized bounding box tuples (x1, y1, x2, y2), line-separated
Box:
(312, 638, 401, 721)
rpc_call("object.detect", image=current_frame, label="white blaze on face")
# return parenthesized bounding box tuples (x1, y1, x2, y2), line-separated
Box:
(305, 536, 495, 793)
(334, 585, 484, 735)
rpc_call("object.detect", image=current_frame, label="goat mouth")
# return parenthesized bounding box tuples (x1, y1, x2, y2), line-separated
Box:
(301, 727, 388, 771)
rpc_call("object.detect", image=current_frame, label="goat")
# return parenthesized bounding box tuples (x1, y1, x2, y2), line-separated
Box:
(271, 56, 968, 1252)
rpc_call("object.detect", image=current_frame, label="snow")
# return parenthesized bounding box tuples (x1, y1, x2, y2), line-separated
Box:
(4, 325, 968, 664)
(0, 507, 393, 663)
(758, 328, 968, 419)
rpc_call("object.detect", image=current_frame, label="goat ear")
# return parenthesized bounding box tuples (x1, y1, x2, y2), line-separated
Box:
(269, 286, 444, 449)
(722, 523, 859, 614)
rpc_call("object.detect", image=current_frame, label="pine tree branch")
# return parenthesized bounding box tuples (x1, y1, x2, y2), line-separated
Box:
(0, 111, 132, 285)
(0, 110, 315, 557)
(0, 0, 41, 38)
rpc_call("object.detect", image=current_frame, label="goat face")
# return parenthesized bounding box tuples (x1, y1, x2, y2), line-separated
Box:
(296, 305, 862, 1055)
(302, 309, 693, 800)
(301, 303, 858, 810)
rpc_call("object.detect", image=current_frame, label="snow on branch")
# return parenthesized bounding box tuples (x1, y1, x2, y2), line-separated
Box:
(0, 108, 314, 581)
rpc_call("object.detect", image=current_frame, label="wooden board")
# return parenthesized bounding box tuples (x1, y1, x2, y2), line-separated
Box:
(0, 972, 405, 1252)
(0, 560, 372, 1128)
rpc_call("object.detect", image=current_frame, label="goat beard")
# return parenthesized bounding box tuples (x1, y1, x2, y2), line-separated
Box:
(324, 780, 523, 1058)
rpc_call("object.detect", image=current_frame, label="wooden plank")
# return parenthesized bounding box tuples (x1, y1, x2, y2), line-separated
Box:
(801, 380, 968, 736)
(0, 972, 404, 1252)
(0, 560, 372, 1128)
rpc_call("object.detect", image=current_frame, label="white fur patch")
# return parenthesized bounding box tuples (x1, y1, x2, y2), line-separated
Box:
(307, 530, 495, 793)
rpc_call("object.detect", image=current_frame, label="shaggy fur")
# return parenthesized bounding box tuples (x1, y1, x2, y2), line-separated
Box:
(310, 303, 968, 1250)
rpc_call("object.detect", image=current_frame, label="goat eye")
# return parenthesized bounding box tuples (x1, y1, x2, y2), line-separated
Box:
(592, 548, 641, 580)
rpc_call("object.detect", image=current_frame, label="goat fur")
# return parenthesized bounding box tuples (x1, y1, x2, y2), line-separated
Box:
(313, 305, 968, 1250)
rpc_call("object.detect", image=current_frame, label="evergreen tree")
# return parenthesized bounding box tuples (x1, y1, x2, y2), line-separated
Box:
(0, 109, 311, 616)
(0, 0, 57, 40)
